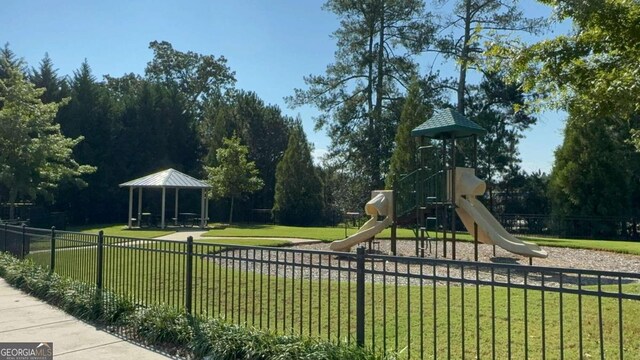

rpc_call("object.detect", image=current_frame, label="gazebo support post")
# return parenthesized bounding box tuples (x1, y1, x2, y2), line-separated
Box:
(174, 189, 179, 226)
(200, 189, 206, 228)
(128, 187, 133, 229)
(137, 188, 143, 228)
(205, 196, 209, 226)
(161, 187, 166, 229)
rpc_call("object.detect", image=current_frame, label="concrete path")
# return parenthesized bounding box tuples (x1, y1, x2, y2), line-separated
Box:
(155, 229, 323, 245)
(0, 278, 171, 359)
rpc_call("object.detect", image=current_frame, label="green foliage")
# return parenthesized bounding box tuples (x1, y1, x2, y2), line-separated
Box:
(466, 71, 537, 203)
(435, 0, 546, 113)
(289, 0, 435, 189)
(386, 80, 432, 189)
(504, 0, 640, 146)
(273, 122, 324, 225)
(497, 170, 550, 215)
(145, 40, 236, 113)
(0, 56, 95, 219)
(0, 254, 134, 323)
(549, 115, 636, 237)
(201, 90, 292, 212)
(29, 53, 70, 104)
(0, 43, 26, 81)
(206, 135, 264, 224)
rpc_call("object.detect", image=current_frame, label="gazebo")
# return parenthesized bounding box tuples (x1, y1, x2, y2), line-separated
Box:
(119, 168, 212, 229)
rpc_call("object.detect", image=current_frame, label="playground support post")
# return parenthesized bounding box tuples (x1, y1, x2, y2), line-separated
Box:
(450, 134, 457, 260)
(474, 222, 478, 262)
(391, 188, 397, 255)
(441, 138, 448, 258)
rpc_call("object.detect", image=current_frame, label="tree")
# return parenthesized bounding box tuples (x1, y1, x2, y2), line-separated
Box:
(386, 79, 433, 188)
(0, 43, 26, 81)
(54, 61, 119, 223)
(465, 71, 537, 208)
(506, 0, 640, 147)
(435, 0, 546, 114)
(201, 91, 292, 212)
(273, 122, 324, 226)
(205, 136, 263, 224)
(549, 115, 636, 237)
(0, 59, 94, 219)
(29, 53, 69, 103)
(145, 40, 236, 115)
(289, 0, 435, 190)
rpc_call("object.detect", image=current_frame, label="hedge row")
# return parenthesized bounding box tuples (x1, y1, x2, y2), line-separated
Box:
(0, 253, 389, 360)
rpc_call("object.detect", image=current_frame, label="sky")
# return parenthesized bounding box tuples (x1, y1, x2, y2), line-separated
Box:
(2, 0, 568, 174)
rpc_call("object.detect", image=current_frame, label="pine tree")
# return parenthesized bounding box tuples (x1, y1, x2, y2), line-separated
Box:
(273, 121, 324, 226)
(29, 53, 69, 103)
(386, 80, 432, 188)
(549, 115, 635, 237)
(289, 0, 435, 190)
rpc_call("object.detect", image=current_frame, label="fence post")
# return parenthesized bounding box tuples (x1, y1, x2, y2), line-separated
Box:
(96, 230, 104, 290)
(21, 224, 26, 259)
(356, 246, 366, 347)
(50, 227, 56, 273)
(185, 236, 193, 315)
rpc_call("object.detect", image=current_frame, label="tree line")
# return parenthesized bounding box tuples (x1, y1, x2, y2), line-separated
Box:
(2, 0, 640, 236)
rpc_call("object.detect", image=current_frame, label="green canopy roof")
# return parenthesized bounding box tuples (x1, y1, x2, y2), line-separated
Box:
(411, 108, 486, 139)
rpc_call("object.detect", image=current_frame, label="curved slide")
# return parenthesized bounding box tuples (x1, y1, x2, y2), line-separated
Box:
(330, 191, 392, 252)
(456, 196, 547, 258)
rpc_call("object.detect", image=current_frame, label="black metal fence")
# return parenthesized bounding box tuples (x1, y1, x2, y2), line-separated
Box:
(496, 214, 640, 240)
(2, 224, 640, 359)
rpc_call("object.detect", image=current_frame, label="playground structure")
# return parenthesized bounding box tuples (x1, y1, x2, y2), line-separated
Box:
(330, 108, 547, 260)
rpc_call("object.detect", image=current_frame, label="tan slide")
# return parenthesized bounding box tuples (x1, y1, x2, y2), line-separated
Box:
(330, 190, 393, 252)
(454, 167, 547, 258)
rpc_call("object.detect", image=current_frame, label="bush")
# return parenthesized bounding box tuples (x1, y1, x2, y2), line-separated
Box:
(0, 252, 388, 359)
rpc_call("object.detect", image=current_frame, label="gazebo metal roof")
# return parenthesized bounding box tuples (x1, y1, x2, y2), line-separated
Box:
(119, 168, 211, 189)
(411, 108, 486, 139)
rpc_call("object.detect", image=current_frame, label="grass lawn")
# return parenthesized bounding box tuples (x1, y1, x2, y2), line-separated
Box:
(25, 240, 640, 359)
(203, 223, 417, 241)
(69, 224, 175, 239)
(59, 222, 640, 256)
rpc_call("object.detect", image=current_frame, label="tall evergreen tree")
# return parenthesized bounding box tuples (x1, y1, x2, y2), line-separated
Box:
(386, 80, 434, 188)
(289, 0, 435, 190)
(29, 53, 69, 103)
(465, 72, 536, 208)
(273, 121, 324, 226)
(0, 43, 26, 80)
(549, 115, 637, 237)
(54, 60, 118, 223)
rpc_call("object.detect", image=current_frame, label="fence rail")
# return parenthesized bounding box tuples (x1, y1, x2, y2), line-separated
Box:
(496, 213, 640, 240)
(2, 224, 639, 359)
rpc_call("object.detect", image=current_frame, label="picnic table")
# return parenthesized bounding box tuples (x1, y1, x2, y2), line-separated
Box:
(179, 212, 198, 227)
